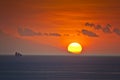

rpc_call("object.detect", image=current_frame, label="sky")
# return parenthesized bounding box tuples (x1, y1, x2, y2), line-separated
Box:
(0, 0, 120, 55)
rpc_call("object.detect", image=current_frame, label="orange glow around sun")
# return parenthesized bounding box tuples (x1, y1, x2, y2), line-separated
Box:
(68, 42, 82, 54)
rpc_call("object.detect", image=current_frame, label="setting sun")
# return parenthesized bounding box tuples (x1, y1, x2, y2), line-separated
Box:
(68, 42, 82, 54)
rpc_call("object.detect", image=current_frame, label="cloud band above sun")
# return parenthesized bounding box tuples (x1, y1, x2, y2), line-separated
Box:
(17, 22, 120, 38)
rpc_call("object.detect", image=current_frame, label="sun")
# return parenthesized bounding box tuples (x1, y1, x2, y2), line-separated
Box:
(68, 42, 82, 54)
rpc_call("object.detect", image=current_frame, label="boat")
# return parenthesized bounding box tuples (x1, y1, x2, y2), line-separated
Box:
(15, 52, 22, 56)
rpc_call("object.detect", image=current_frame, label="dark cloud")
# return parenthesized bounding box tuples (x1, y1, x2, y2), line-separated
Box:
(94, 25, 102, 30)
(102, 24, 112, 33)
(43, 32, 61, 37)
(85, 22, 102, 30)
(113, 28, 120, 36)
(84, 22, 120, 36)
(18, 27, 42, 36)
(43, 33, 49, 36)
(84, 22, 114, 34)
(49, 33, 61, 37)
(85, 23, 112, 33)
(85, 22, 95, 27)
(81, 29, 99, 37)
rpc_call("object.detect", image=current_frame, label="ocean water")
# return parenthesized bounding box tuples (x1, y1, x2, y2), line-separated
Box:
(0, 56, 120, 80)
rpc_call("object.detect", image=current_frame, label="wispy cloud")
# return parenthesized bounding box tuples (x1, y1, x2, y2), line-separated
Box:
(18, 28, 61, 37)
(18, 27, 41, 36)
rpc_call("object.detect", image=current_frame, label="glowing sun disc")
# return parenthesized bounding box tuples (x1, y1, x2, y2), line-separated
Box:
(68, 42, 82, 54)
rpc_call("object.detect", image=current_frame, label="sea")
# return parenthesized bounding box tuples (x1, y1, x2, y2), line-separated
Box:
(0, 55, 120, 80)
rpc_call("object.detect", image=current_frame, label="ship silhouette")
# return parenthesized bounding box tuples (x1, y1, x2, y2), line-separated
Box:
(15, 52, 22, 56)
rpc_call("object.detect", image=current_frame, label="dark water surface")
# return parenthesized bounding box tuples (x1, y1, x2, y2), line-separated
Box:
(0, 56, 120, 80)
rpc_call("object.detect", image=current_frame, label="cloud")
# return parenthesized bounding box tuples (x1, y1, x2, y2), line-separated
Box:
(18, 27, 42, 36)
(17, 28, 62, 37)
(94, 24, 102, 30)
(84, 23, 113, 33)
(102, 24, 112, 33)
(43, 33, 49, 36)
(113, 28, 120, 36)
(84, 22, 120, 36)
(43, 33, 70, 37)
(43, 32, 61, 37)
(48, 33, 61, 37)
(85, 22, 102, 30)
(81, 29, 99, 37)
(85, 22, 95, 27)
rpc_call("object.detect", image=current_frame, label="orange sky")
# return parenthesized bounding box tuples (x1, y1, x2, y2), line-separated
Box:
(0, 0, 120, 55)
